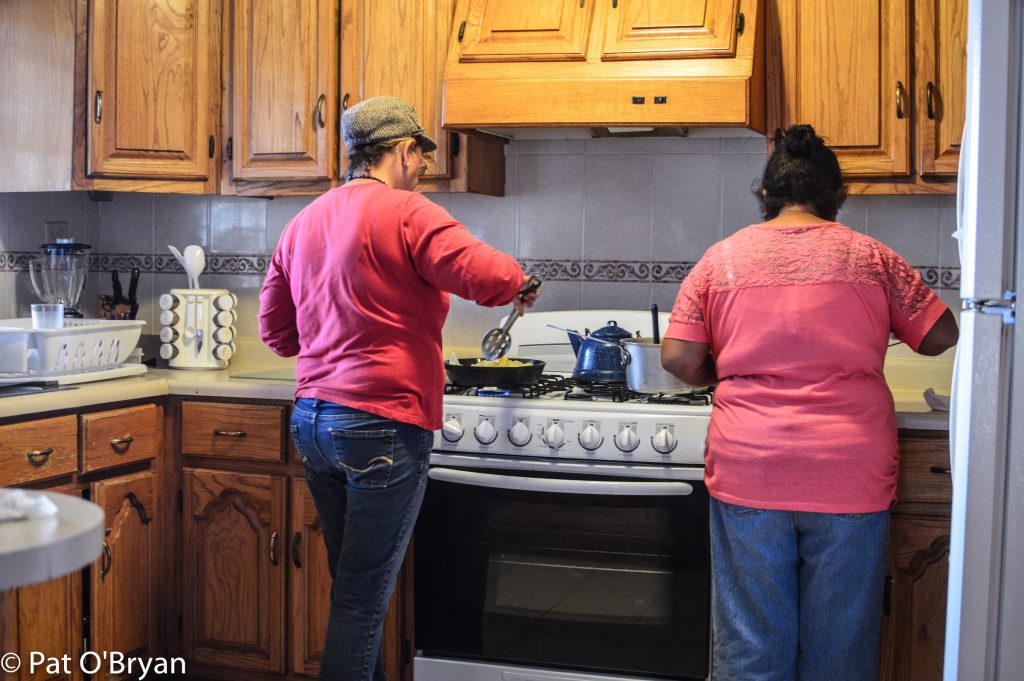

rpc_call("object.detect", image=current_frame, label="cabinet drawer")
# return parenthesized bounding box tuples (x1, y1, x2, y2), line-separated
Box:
(182, 402, 284, 461)
(0, 415, 77, 486)
(81, 404, 163, 474)
(897, 438, 952, 505)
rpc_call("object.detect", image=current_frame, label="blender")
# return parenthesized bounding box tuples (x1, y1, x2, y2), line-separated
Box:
(29, 238, 92, 318)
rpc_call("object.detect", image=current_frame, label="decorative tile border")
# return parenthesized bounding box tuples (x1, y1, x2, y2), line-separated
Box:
(0, 251, 960, 291)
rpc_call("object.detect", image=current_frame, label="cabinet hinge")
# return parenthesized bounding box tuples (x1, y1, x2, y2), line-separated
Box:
(964, 291, 1017, 325)
(208, 135, 216, 159)
(226, 137, 233, 162)
(451, 133, 461, 158)
(736, 12, 745, 36)
(176, 489, 183, 514)
(401, 637, 412, 666)
(457, 20, 466, 42)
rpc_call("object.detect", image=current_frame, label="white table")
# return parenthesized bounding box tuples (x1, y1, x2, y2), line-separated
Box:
(0, 491, 104, 591)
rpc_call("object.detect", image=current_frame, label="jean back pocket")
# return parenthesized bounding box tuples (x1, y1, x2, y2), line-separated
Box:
(329, 428, 395, 488)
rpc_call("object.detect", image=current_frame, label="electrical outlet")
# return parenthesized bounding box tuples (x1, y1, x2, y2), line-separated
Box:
(45, 221, 69, 242)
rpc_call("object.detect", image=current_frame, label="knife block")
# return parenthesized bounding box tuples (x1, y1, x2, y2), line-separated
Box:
(158, 288, 237, 370)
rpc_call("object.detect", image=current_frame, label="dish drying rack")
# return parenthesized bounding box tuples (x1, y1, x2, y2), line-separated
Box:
(0, 318, 147, 384)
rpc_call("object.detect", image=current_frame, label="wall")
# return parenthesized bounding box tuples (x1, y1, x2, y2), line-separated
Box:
(0, 137, 960, 354)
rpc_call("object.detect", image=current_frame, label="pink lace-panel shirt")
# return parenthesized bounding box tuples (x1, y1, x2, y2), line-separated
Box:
(666, 222, 948, 513)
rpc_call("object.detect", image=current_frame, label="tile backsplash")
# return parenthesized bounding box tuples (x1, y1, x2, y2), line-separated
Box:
(0, 137, 960, 353)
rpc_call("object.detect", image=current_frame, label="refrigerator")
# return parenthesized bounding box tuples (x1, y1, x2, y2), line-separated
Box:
(945, 1, 1023, 679)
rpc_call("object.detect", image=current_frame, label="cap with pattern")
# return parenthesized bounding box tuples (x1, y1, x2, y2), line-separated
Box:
(342, 96, 437, 153)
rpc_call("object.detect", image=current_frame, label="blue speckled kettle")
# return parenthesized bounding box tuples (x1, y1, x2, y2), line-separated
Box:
(568, 320, 633, 382)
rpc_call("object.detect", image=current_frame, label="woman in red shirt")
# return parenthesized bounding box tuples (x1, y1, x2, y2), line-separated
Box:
(662, 125, 958, 681)
(260, 96, 539, 681)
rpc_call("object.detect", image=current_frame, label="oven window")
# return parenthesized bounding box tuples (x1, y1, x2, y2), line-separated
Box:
(414, 470, 710, 680)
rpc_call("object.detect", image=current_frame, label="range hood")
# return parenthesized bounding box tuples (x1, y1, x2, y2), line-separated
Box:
(442, 0, 767, 137)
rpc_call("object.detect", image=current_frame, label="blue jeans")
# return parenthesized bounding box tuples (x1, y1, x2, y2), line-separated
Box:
(291, 398, 432, 681)
(710, 498, 889, 681)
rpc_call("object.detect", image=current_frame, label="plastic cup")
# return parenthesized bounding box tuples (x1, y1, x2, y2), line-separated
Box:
(31, 303, 64, 329)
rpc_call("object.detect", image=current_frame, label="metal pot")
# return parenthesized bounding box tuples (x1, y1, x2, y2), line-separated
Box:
(568, 320, 632, 382)
(621, 338, 695, 394)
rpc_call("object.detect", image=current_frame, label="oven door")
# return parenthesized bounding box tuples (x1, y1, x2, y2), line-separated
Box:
(414, 455, 710, 681)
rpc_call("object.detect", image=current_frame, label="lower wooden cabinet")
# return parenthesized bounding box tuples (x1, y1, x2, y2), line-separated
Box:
(89, 472, 160, 681)
(880, 432, 953, 681)
(288, 479, 331, 677)
(182, 468, 287, 673)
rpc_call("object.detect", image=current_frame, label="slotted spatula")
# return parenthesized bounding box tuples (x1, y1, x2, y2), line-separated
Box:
(480, 276, 542, 360)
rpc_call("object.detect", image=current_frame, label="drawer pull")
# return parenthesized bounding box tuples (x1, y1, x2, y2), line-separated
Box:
(109, 435, 134, 447)
(270, 531, 280, 566)
(26, 448, 53, 466)
(929, 465, 952, 475)
(214, 429, 247, 438)
(100, 541, 112, 577)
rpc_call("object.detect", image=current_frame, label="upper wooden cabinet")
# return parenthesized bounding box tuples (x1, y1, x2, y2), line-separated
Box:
(600, 0, 741, 61)
(443, 0, 766, 132)
(75, 0, 221, 192)
(227, 0, 339, 189)
(455, 0, 596, 62)
(767, 0, 965, 192)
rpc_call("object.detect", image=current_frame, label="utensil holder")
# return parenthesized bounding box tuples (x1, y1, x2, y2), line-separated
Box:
(158, 288, 237, 370)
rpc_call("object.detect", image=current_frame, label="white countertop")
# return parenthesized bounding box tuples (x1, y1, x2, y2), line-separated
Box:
(0, 490, 105, 590)
(0, 364, 952, 431)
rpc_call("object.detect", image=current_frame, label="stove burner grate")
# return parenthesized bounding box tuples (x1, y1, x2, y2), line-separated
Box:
(445, 374, 713, 405)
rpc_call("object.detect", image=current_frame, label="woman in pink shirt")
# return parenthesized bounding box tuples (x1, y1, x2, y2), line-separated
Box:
(260, 96, 539, 681)
(662, 125, 958, 681)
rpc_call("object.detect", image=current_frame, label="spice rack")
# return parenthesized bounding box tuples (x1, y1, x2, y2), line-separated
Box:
(158, 289, 237, 370)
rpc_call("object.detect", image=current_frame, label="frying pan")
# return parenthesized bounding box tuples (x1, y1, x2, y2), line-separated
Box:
(444, 358, 545, 387)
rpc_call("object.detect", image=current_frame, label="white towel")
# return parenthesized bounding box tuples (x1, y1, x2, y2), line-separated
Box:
(0, 489, 59, 522)
(924, 388, 951, 412)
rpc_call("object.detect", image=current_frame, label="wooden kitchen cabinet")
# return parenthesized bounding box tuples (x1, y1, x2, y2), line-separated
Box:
(341, 0, 506, 195)
(73, 0, 221, 193)
(0, 416, 77, 488)
(180, 402, 285, 462)
(767, 0, 965, 193)
(175, 399, 413, 681)
(182, 467, 287, 672)
(224, 0, 340, 195)
(879, 431, 952, 681)
(89, 471, 160, 681)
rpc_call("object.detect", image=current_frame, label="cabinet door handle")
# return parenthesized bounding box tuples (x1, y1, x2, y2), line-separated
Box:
(269, 531, 280, 566)
(292, 532, 303, 568)
(883, 573, 892, 615)
(315, 94, 326, 129)
(109, 435, 134, 447)
(26, 447, 53, 466)
(895, 81, 906, 119)
(342, 92, 350, 112)
(94, 90, 103, 124)
(213, 429, 247, 438)
(926, 81, 936, 120)
(930, 465, 952, 475)
(612, 0, 618, 7)
(100, 541, 112, 578)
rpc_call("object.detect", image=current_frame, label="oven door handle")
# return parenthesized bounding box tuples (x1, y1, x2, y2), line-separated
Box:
(428, 467, 694, 496)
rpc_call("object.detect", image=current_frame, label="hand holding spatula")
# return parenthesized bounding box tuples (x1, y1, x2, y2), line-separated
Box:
(480, 276, 543, 360)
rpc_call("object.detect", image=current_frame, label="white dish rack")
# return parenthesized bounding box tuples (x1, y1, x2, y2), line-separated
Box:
(0, 318, 146, 380)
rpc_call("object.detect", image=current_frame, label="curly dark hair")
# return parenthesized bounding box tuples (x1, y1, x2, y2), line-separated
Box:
(755, 124, 846, 221)
(344, 138, 407, 180)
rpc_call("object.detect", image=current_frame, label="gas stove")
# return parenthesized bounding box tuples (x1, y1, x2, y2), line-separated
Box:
(437, 309, 712, 468)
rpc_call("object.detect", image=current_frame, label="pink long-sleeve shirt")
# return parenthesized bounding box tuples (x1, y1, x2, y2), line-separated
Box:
(259, 183, 524, 431)
(666, 222, 949, 513)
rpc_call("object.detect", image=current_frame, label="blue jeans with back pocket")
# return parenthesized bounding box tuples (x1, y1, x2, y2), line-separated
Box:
(291, 398, 432, 681)
(709, 497, 890, 681)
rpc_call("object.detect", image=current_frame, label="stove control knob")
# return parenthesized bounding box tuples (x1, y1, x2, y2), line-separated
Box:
(474, 419, 498, 445)
(615, 425, 640, 452)
(441, 417, 464, 442)
(508, 420, 532, 447)
(543, 422, 566, 449)
(578, 424, 603, 451)
(652, 426, 677, 454)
